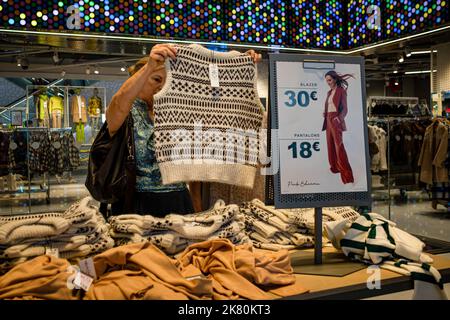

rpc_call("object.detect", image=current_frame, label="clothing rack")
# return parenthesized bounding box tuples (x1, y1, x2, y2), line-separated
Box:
(0, 126, 76, 208)
(368, 96, 421, 118)
(368, 96, 419, 104)
(0, 127, 51, 206)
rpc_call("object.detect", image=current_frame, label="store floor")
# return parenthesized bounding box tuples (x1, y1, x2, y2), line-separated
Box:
(372, 189, 450, 242)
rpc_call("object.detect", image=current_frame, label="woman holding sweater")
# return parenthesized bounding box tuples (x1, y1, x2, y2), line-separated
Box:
(103, 44, 261, 216)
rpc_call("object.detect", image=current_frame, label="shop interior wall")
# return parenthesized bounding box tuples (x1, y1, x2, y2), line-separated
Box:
(366, 81, 385, 97)
(436, 42, 450, 93)
(402, 76, 431, 102)
(0, 79, 26, 108)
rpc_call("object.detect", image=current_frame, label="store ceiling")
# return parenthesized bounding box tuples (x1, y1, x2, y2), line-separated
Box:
(0, 28, 449, 81)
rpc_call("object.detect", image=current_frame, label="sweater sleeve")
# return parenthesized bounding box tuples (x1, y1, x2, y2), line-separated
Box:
(432, 126, 448, 168)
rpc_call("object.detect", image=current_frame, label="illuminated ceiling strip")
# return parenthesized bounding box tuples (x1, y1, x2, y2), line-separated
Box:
(0, 24, 449, 55)
(404, 70, 437, 75)
(346, 25, 450, 54)
(0, 29, 346, 55)
(411, 50, 438, 55)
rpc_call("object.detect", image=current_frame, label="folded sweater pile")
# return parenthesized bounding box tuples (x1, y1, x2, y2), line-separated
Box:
(239, 199, 361, 251)
(108, 200, 251, 255)
(0, 197, 114, 273)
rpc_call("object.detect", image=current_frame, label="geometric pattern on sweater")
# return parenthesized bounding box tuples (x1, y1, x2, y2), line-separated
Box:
(247, 199, 296, 224)
(322, 207, 360, 223)
(242, 213, 280, 239)
(109, 219, 248, 255)
(110, 229, 249, 256)
(0, 225, 110, 259)
(240, 201, 298, 233)
(279, 206, 360, 233)
(153, 44, 264, 188)
(62, 196, 97, 225)
(109, 202, 240, 240)
(58, 232, 115, 259)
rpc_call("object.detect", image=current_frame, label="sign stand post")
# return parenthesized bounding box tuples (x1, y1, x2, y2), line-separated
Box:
(314, 207, 323, 264)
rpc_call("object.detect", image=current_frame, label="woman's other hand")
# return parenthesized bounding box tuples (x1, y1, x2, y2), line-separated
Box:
(149, 44, 177, 66)
(245, 50, 262, 64)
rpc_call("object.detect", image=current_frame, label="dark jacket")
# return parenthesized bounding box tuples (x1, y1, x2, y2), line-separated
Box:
(322, 86, 348, 132)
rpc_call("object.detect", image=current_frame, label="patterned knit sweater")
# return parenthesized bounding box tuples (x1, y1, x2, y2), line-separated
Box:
(153, 44, 264, 188)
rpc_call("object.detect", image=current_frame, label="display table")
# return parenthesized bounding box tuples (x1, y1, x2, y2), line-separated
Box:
(283, 248, 450, 300)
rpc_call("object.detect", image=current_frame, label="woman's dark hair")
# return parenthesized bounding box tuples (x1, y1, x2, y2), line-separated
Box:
(325, 71, 355, 89)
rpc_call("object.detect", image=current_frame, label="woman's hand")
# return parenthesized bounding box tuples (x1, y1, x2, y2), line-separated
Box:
(148, 44, 177, 66)
(245, 50, 262, 64)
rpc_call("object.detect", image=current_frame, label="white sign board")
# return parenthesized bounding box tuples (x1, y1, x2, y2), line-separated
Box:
(270, 54, 371, 208)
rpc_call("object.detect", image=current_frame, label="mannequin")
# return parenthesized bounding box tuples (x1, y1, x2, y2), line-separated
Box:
(35, 88, 50, 127)
(71, 88, 87, 143)
(49, 90, 64, 128)
(88, 88, 102, 130)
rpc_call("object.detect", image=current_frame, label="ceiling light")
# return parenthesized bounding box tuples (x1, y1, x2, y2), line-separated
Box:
(85, 66, 91, 75)
(142, 46, 147, 55)
(404, 47, 412, 58)
(411, 50, 431, 55)
(398, 54, 404, 63)
(394, 81, 399, 86)
(60, 70, 66, 77)
(52, 51, 60, 64)
(393, 70, 398, 74)
(404, 70, 431, 75)
(94, 67, 99, 75)
(120, 65, 126, 72)
(17, 57, 29, 70)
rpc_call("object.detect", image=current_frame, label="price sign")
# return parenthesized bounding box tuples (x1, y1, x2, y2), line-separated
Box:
(269, 54, 371, 208)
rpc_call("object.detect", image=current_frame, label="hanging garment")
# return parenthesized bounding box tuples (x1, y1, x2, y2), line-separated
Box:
(0, 131, 11, 176)
(49, 131, 64, 175)
(64, 131, 80, 170)
(368, 125, 387, 172)
(88, 95, 102, 117)
(418, 121, 449, 184)
(153, 44, 264, 188)
(49, 96, 64, 114)
(29, 131, 50, 174)
(11, 131, 28, 177)
(71, 95, 88, 123)
(75, 123, 85, 143)
(37, 94, 50, 122)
